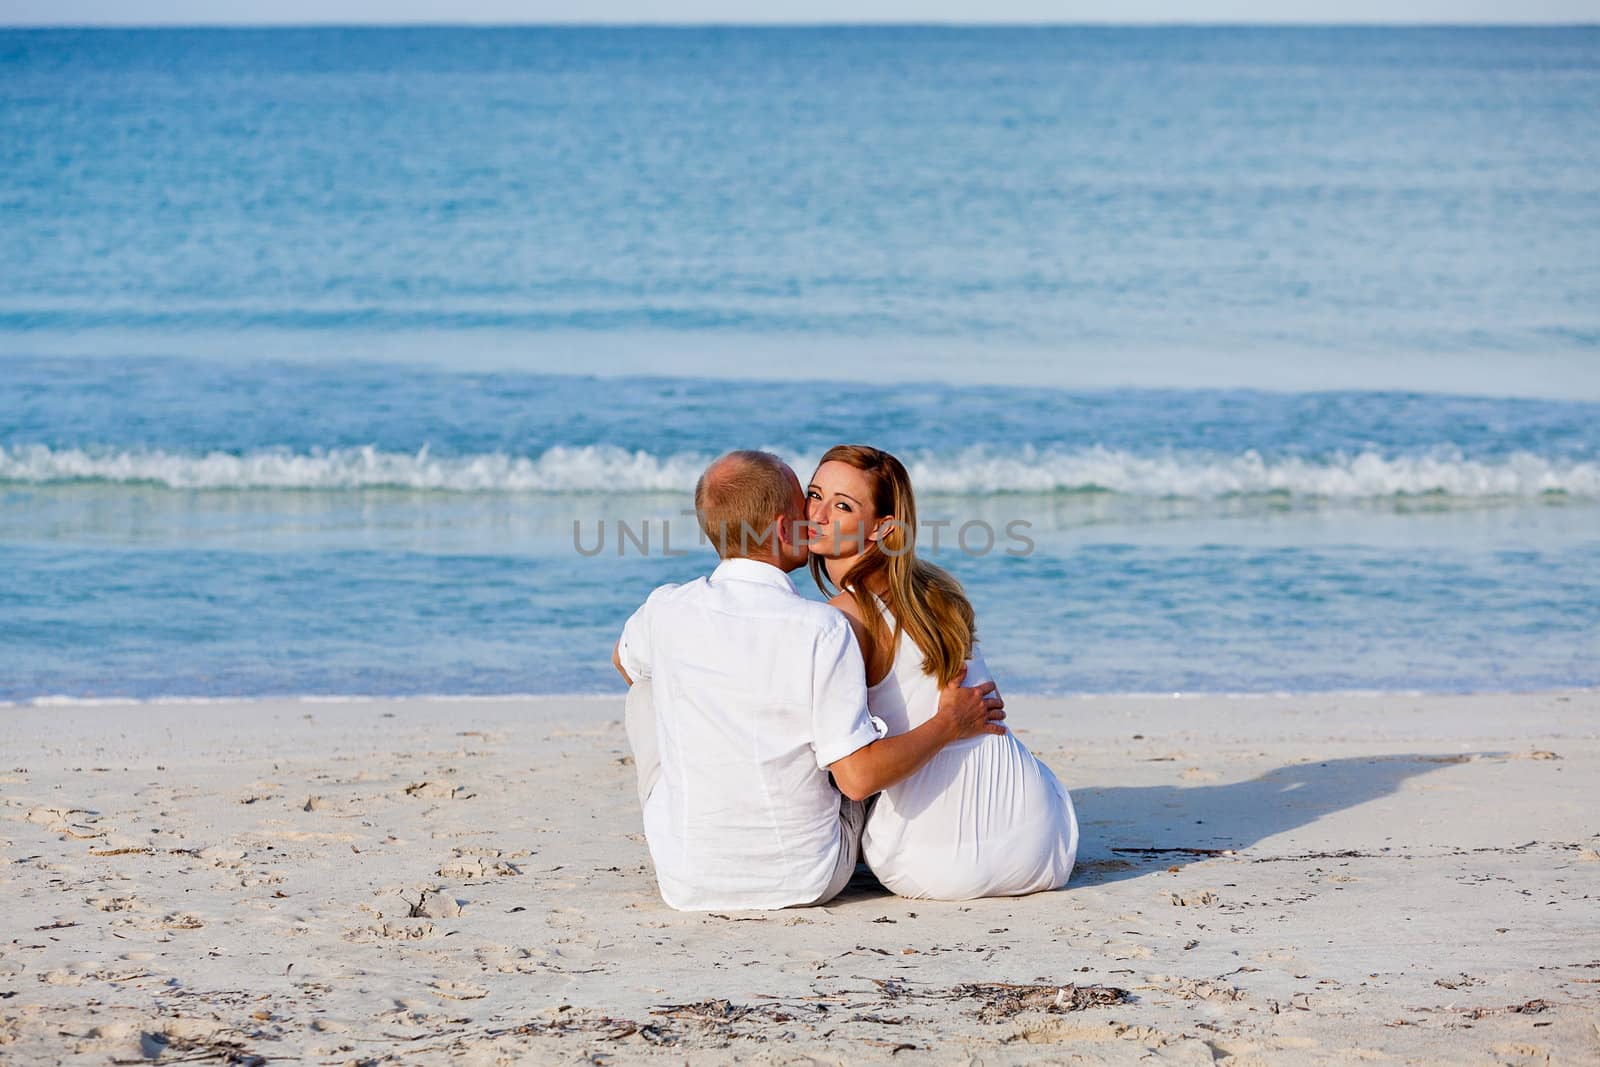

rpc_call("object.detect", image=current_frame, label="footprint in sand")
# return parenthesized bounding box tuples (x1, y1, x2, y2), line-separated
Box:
(68, 1017, 235, 1062)
(42, 961, 96, 985)
(413, 889, 464, 918)
(198, 845, 247, 867)
(1169, 890, 1221, 907)
(26, 805, 103, 839)
(24, 805, 86, 825)
(1101, 940, 1155, 960)
(266, 830, 355, 843)
(437, 855, 521, 879)
(344, 921, 436, 943)
(132, 1018, 240, 1060)
(1144, 975, 1246, 1002)
(87, 895, 140, 913)
(552, 941, 598, 960)
(372, 886, 464, 919)
(1490, 1042, 1553, 1063)
(236, 870, 286, 888)
(1014, 1019, 1164, 1045)
(383, 999, 453, 1028)
(1253, 946, 1298, 963)
(403, 781, 472, 800)
(430, 980, 490, 1001)
(70, 1020, 158, 1058)
(779, 948, 833, 974)
(475, 945, 548, 973)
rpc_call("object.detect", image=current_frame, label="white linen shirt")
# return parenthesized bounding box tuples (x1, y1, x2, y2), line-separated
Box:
(618, 557, 884, 911)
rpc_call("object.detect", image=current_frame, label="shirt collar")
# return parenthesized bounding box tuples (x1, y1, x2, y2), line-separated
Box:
(712, 557, 799, 595)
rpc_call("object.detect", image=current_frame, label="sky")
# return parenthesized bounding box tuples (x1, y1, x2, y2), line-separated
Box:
(1, 1, 1595, 26)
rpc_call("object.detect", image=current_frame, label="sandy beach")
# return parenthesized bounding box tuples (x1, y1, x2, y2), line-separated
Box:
(3, 690, 1597, 1065)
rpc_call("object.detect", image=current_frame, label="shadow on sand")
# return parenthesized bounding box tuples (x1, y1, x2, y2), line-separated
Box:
(1070, 752, 1478, 885)
(830, 753, 1480, 900)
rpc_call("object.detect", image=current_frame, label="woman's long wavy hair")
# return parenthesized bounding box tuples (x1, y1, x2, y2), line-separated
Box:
(808, 444, 976, 687)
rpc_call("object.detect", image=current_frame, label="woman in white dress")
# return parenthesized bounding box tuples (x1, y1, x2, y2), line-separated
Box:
(806, 444, 1078, 900)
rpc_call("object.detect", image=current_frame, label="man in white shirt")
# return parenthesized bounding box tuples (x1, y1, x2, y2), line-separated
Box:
(612, 450, 1005, 911)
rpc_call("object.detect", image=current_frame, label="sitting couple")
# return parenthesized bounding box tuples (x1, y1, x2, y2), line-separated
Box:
(612, 445, 1078, 910)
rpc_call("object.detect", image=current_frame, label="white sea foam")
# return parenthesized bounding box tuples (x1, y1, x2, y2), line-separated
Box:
(0, 443, 705, 493)
(1, 443, 1596, 499)
(19, 692, 618, 708)
(901, 446, 1600, 499)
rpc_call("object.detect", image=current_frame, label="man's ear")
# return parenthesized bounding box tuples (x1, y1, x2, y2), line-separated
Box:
(775, 512, 800, 549)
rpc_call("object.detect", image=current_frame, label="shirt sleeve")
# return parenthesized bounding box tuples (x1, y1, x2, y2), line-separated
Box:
(811, 616, 887, 769)
(618, 584, 676, 682)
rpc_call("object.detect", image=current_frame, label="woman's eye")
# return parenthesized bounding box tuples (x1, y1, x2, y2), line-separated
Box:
(835, 502, 852, 513)
(807, 489, 821, 500)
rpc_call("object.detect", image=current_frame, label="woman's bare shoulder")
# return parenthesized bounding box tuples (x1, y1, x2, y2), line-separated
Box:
(827, 589, 868, 622)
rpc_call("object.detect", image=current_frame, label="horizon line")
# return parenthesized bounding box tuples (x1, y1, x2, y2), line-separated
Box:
(4, 21, 1598, 30)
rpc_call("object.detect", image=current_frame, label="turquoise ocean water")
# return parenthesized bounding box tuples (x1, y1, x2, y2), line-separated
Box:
(2, 27, 1597, 700)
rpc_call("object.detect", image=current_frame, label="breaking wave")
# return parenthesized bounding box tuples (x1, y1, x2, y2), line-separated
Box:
(2, 443, 1596, 499)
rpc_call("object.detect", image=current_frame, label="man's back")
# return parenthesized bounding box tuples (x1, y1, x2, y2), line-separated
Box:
(618, 557, 878, 910)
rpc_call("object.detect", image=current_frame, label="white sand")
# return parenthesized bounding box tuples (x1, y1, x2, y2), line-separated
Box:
(2, 691, 1597, 1065)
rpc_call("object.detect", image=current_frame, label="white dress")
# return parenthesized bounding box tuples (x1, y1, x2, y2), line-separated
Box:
(860, 601, 1079, 900)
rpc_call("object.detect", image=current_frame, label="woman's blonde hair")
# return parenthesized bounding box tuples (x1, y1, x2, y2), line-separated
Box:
(808, 444, 976, 687)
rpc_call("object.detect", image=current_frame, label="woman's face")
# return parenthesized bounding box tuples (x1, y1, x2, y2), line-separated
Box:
(806, 460, 883, 560)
